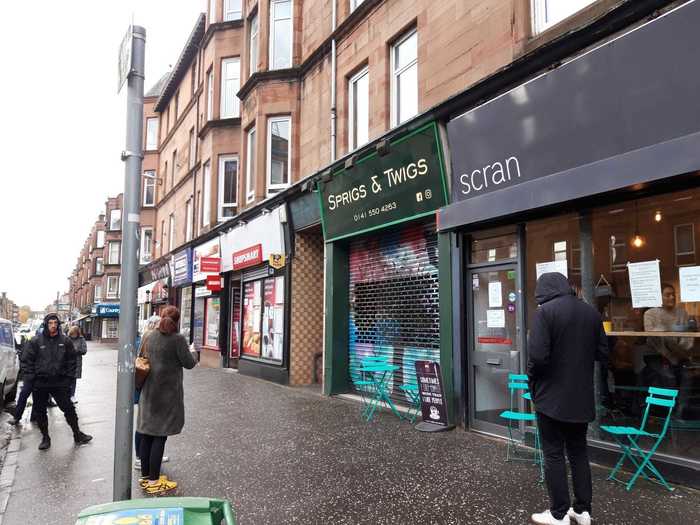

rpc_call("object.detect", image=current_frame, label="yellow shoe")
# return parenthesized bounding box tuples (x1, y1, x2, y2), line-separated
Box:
(144, 477, 177, 495)
(139, 475, 167, 489)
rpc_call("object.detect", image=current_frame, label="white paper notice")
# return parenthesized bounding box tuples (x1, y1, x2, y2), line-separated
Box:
(488, 281, 502, 308)
(628, 260, 662, 308)
(536, 260, 568, 279)
(487, 309, 505, 328)
(679, 266, 700, 302)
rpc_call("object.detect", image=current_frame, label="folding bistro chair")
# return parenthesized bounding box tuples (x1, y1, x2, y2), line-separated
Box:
(499, 373, 544, 481)
(601, 387, 678, 491)
(398, 383, 421, 423)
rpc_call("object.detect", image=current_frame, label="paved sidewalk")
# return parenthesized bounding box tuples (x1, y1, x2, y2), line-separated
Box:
(2, 343, 698, 524)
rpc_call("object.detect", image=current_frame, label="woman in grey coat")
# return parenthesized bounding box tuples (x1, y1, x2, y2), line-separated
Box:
(137, 305, 197, 495)
(68, 326, 88, 402)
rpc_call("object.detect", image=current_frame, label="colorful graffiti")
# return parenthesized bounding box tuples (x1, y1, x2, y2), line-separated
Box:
(348, 221, 440, 405)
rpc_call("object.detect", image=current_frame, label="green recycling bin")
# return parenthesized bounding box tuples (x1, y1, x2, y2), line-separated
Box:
(75, 497, 235, 525)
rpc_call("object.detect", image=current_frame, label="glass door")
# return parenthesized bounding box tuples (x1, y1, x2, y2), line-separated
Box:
(468, 264, 522, 436)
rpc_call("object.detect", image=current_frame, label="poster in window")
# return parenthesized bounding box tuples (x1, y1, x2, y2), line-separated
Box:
(261, 277, 284, 362)
(230, 284, 241, 358)
(180, 286, 192, 341)
(193, 296, 205, 349)
(205, 297, 220, 348)
(241, 281, 260, 356)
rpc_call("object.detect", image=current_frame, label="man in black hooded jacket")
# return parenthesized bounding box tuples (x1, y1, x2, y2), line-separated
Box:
(528, 273, 608, 525)
(22, 313, 93, 450)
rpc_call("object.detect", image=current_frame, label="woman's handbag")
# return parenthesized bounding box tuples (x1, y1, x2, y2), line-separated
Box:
(134, 338, 151, 390)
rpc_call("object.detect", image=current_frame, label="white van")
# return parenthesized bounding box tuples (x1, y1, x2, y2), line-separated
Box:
(0, 318, 20, 406)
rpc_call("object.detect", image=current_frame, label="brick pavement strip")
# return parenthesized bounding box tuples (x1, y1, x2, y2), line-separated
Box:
(2, 344, 699, 524)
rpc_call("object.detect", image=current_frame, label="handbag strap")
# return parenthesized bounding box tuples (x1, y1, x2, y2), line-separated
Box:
(139, 333, 150, 359)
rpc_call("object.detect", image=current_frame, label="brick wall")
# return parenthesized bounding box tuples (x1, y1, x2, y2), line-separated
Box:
(289, 228, 324, 385)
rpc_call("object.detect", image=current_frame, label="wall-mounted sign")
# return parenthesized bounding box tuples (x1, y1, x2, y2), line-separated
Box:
(96, 303, 120, 317)
(172, 248, 193, 287)
(269, 253, 286, 270)
(139, 258, 171, 287)
(195, 286, 212, 298)
(220, 206, 286, 273)
(319, 122, 448, 242)
(415, 360, 450, 429)
(233, 244, 263, 271)
(201, 257, 221, 273)
(193, 238, 221, 282)
(206, 274, 223, 292)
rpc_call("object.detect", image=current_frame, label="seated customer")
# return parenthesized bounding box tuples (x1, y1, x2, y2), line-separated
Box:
(643, 283, 693, 367)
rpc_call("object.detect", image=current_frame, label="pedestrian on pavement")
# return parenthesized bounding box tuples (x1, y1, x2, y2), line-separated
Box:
(528, 273, 609, 525)
(133, 315, 170, 470)
(67, 326, 87, 403)
(22, 313, 93, 450)
(137, 306, 196, 495)
(10, 334, 34, 425)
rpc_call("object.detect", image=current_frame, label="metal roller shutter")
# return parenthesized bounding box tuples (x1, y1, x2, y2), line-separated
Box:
(348, 220, 440, 408)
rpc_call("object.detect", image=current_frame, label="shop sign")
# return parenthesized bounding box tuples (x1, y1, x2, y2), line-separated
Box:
(193, 238, 221, 282)
(172, 248, 193, 287)
(442, 1, 700, 229)
(415, 360, 449, 428)
(232, 244, 263, 271)
(269, 253, 286, 270)
(201, 257, 221, 273)
(139, 258, 171, 287)
(319, 122, 448, 242)
(206, 274, 223, 292)
(220, 206, 286, 273)
(96, 303, 120, 317)
(195, 286, 212, 298)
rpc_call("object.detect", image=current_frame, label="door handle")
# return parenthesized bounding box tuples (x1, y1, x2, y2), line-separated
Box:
(486, 358, 502, 365)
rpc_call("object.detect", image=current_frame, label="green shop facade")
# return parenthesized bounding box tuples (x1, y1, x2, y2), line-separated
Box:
(320, 122, 456, 417)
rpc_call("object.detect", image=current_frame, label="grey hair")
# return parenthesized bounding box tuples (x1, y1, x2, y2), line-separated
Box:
(146, 315, 161, 330)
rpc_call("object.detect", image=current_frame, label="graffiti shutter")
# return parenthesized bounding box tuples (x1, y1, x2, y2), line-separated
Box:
(348, 220, 440, 408)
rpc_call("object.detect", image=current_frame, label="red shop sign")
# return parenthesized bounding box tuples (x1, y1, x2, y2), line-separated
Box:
(232, 244, 263, 271)
(477, 337, 513, 345)
(206, 274, 222, 292)
(201, 256, 221, 273)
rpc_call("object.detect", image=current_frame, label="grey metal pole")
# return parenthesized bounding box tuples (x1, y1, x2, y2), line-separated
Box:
(114, 25, 145, 501)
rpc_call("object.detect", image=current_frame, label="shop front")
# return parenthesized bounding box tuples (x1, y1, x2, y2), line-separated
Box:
(320, 122, 452, 411)
(220, 205, 289, 383)
(192, 238, 222, 368)
(440, 2, 700, 477)
(172, 248, 194, 343)
(92, 303, 120, 342)
(138, 257, 171, 332)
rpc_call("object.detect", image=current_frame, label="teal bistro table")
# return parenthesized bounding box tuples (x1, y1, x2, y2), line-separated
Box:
(358, 362, 401, 422)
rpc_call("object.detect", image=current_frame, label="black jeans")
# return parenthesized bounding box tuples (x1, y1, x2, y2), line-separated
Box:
(14, 378, 34, 421)
(33, 385, 80, 438)
(537, 412, 592, 520)
(139, 434, 168, 481)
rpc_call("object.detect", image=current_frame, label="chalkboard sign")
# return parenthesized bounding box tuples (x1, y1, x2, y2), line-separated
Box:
(415, 360, 450, 429)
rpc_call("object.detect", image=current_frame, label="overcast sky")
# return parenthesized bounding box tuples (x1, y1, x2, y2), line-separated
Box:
(0, 1, 205, 311)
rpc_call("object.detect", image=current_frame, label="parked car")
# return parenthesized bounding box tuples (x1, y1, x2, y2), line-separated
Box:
(0, 318, 20, 406)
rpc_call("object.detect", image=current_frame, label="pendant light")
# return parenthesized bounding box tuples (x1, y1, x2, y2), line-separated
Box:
(632, 200, 644, 248)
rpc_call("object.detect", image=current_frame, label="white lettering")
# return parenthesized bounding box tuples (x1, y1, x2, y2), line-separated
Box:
(459, 155, 522, 196)
(417, 158, 428, 175)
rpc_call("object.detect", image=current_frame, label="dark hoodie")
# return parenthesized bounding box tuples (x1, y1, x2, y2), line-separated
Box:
(527, 273, 609, 423)
(22, 314, 77, 388)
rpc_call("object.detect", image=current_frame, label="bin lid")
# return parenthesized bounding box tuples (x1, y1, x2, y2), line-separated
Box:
(76, 497, 232, 525)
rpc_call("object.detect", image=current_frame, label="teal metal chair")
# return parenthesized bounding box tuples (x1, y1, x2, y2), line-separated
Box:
(499, 373, 544, 481)
(398, 383, 421, 423)
(601, 387, 678, 491)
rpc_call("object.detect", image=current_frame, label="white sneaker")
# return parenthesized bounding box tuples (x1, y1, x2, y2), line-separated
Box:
(162, 455, 169, 463)
(531, 510, 570, 525)
(567, 508, 591, 525)
(133, 459, 141, 470)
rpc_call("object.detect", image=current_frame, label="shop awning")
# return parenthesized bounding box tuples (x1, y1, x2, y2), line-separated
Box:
(73, 314, 92, 323)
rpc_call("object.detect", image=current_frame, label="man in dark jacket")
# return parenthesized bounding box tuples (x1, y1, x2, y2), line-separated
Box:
(22, 313, 93, 450)
(528, 273, 608, 525)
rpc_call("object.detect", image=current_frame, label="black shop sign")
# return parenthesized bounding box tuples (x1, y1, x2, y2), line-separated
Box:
(318, 122, 448, 242)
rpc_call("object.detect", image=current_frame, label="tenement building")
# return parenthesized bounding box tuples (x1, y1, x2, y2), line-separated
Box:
(137, 0, 698, 486)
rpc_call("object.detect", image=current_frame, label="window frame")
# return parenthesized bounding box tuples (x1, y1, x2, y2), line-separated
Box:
(106, 276, 120, 299)
(145, 117, 159, 150)
(674, 223, 696, 267)
(171, 149, 177, 188)
(266, 116, 292, 195)
(189, 128, 196, 169)
(202, 160, 212, 227)
(390, 28, 418, 128)
(95, 257, 104, 275)
(109, 209, 122, 231)
(249, 12, 259, 75)
(94, 283, 102, 302)
(246, 127, 257, 203)
(224, 0, 242, 21)
(209, 0, 217, 24)
(220, 57, 241, 119)
(348, 67, 369, 152)
(350, 0, 365, 11)
(207, 68, 214, 121)
(218, 154, 239, 221)
(168, 214, 176, 252)
(186, 198, 193, 242)
(140, 228, 153, 265)
(143, 171, 156, 207)
(269, 0, 293, 70)
(531, 0, 597, 34)
(108, 241, 121, 265)
(96, 230, 105, 248)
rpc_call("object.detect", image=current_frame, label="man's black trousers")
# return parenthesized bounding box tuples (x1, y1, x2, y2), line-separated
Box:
(33, 385, 80, 437)
(536, 412, 593, 520)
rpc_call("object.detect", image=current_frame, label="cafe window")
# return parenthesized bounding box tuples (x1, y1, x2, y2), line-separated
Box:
(524, 187, 700, 463)
(240, 275, 285, 362)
